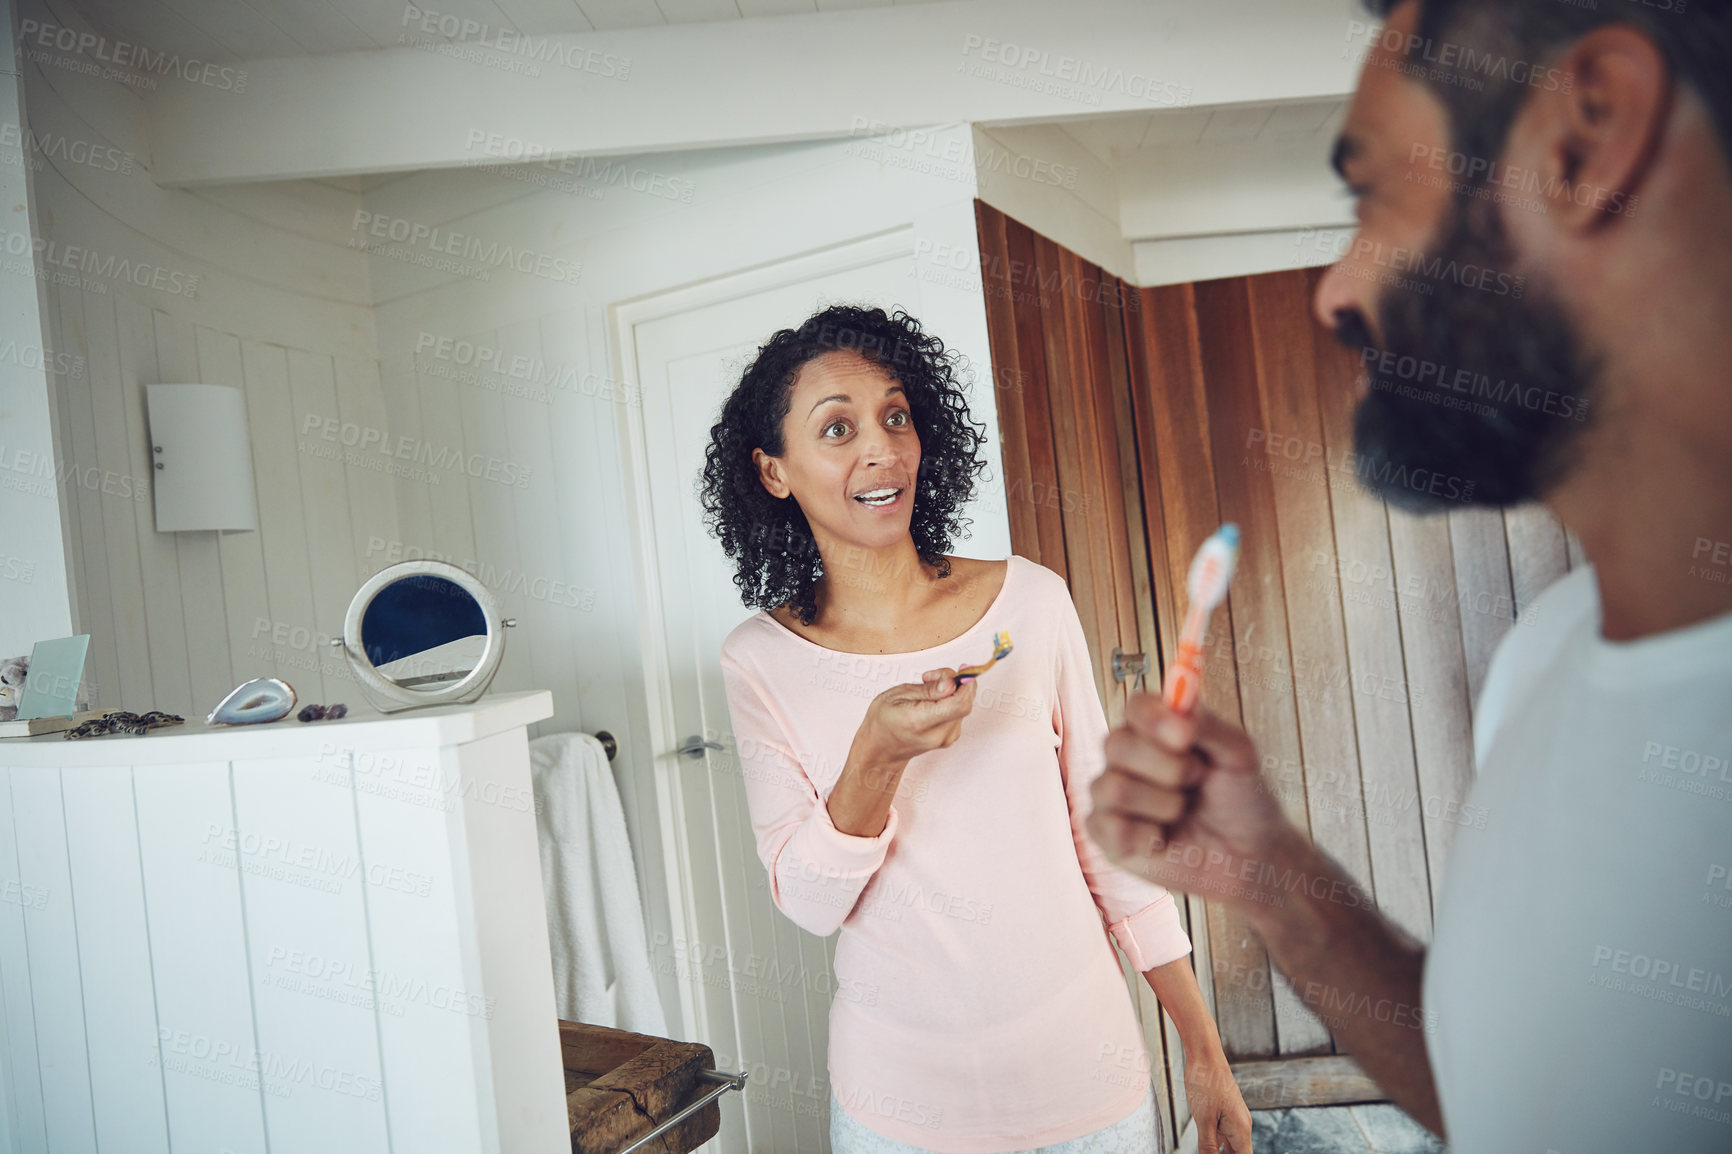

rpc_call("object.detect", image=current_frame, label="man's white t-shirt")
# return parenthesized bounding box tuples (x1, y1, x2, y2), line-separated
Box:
(1423, 563, 1732, 1152)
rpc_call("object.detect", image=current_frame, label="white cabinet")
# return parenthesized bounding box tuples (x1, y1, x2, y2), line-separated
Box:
(0, 690, 564, 1154)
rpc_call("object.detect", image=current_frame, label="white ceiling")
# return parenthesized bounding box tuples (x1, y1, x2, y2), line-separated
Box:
(305, 100, 1346, 196)
(314, 172, 412, 193)
(1055, 97, 1345, 169)
(65, 0, 1353, 197)
(60, 0, 961, 61)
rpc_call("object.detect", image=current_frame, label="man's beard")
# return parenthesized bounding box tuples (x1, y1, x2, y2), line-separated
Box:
(1338, 191, 1600, 513)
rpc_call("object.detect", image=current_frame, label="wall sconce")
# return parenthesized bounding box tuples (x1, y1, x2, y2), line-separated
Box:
(145, 384, 260, 533)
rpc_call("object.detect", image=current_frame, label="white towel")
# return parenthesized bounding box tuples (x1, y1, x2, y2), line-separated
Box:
(528, 731, 667, 1035)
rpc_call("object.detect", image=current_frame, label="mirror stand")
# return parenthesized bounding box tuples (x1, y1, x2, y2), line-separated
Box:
(333, 560, 516, 713)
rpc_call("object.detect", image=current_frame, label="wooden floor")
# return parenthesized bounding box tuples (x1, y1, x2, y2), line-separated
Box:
(1248, 1105, 1446, 1153)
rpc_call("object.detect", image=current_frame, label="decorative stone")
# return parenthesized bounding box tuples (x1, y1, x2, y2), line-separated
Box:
(206, 678, 297, 726)
(295, 702, 349, 723)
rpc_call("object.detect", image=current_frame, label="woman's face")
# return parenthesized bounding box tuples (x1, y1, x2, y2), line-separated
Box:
(754, 349, 921, 554)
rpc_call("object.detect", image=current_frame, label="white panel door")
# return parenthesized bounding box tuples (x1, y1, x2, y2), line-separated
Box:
(630, 237, 918, 1153)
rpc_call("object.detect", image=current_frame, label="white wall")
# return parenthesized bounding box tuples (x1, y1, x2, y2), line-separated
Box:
(142, 0, 1361, 187)
(0, 5, 75, 659)
(352, 126, 1011, 993)
(20, 0, 394, 720)
(980, 102, 1357, 287)
(16, 0, 1363, 1064)
(16, 0, 1362, 719)
(971, 122, 1135, 282)
(20, 3, 1018, 997)
(1135, 225, 1354, 286)
(1117, 109, 1356, 284)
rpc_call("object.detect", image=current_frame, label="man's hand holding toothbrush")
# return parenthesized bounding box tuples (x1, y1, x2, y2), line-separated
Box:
(1087, 657, 1302, 910)
(1087, 697, 1298, 908)
(1084, 523, 1297, 905)
(1085, 526, 1446, 1135)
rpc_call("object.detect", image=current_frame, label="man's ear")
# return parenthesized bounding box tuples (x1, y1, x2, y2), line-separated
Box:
(1518, 23, 1670, 230)
(753, 447, 790, 500)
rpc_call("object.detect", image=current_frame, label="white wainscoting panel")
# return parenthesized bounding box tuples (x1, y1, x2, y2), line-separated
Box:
(0, 692, 563, 1154)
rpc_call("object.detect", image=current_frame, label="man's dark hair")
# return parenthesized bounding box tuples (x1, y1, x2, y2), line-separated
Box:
(1339, 1, 1729, 513)
(1361, 0, 1732, 179)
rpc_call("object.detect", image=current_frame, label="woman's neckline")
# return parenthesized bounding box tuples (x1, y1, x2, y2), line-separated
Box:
(755, 555, 1018, 658)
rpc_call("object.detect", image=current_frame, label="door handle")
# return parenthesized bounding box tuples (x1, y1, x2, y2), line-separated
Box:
(1112, 649, 1152, 691)
(675, 735, 724, 759)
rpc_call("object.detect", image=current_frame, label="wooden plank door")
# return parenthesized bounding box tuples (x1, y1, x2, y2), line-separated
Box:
(974, 202, 1588, 1116)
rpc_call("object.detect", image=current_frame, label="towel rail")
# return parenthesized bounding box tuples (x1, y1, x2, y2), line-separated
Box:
(611, 1066, 749, 1154)
(591, 730, 617, 761)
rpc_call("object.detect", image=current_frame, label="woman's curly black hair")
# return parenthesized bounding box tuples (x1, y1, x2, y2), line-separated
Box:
(698, 304, 990, 626)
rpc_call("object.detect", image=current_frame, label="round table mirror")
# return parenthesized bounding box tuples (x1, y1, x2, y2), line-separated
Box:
(334, 561, 514, 713)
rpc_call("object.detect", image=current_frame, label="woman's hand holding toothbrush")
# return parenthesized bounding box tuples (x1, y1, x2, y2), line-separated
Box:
(827, 632, 1006, 838)
(858, 667, 979, 765)
(825, 669, 977, 838)
(852, 631, 1006, 769)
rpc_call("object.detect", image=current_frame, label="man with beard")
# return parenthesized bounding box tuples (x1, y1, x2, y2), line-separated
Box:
(1084, 0, 1732, 1149)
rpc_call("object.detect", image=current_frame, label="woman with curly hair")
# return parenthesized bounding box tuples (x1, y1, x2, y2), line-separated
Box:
(702, 305, 1250, 1154)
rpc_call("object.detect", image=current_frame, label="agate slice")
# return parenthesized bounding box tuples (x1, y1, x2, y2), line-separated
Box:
(206, 677, 297, 726)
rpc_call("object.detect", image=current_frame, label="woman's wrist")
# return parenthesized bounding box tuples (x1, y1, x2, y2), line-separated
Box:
(843, 746, 908, 797)
(1166, 994, 1229, 1066)
(824, 723, 909, 838)
(846, 720, 908, 783)
(1143, 956, 1228, 1066)
(1178, 1025, 1232, 1071)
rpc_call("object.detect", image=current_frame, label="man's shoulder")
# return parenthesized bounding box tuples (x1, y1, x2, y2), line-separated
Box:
(1473, 564, 1598, 765)
(1502, 562, 1598, 646)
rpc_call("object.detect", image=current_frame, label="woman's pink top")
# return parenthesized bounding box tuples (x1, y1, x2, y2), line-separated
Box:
(718, 553, 1192, 1152)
